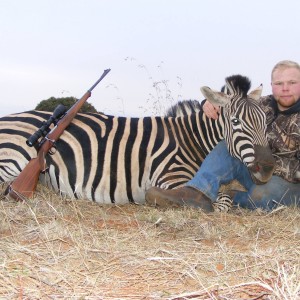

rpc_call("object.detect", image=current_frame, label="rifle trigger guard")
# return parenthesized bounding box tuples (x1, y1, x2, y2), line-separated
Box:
(44, 136, 57, 155)
(49, 144, 57, 155)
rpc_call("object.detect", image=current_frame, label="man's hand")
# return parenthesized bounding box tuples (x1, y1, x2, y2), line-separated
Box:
(203, 101, 220, 119)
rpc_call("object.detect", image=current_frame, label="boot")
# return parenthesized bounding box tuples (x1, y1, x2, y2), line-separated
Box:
(145, 186, 214, 212)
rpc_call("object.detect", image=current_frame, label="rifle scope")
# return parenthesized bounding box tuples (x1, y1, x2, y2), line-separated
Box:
(26, 104, 67, 147)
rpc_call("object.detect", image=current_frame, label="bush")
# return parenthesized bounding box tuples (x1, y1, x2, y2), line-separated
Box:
(35, 97, 98, 113)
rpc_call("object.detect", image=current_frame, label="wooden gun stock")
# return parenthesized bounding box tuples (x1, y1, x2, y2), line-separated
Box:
(8, 151, 47, 200)
(6, 69, 110, 201)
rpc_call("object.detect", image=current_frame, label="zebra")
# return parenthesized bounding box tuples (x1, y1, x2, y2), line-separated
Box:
(0, 75, 275, 205)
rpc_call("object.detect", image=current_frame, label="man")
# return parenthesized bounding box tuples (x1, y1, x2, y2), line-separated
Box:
(145, 60, 300, 212)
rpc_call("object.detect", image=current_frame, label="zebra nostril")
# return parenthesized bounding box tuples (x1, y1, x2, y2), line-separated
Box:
(248, 162, 261, 173)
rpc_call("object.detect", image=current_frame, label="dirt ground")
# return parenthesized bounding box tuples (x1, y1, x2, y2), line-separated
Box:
(0, 183, 299, 299)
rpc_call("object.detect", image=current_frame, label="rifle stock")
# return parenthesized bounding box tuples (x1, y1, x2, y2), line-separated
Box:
(6, 69, 110, 201)
(8, 154, 46, 200)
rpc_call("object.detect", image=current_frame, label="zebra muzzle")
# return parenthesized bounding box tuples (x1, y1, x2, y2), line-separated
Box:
(248, 161, 275, 185)
(247, 145, 276, 185)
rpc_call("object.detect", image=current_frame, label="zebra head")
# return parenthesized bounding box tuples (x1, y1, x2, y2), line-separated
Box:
(200, 75, 275, 184)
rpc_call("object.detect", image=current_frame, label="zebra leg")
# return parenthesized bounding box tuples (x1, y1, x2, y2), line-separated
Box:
(213, 180, 247, 212)
(213, 192, 234, 212)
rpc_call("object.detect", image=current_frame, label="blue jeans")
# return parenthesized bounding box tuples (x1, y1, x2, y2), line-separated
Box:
(186, 140, 300, 211)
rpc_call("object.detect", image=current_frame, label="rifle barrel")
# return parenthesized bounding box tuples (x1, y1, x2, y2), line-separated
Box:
(88, 69, 111, 92)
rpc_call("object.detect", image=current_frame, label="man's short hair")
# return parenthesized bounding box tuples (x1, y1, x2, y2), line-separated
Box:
(272, 60, 300, 81)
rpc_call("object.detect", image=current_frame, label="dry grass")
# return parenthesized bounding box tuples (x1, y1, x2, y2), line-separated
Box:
(0, 183, 299, 299)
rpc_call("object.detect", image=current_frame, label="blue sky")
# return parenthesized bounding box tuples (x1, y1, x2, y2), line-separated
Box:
(1, 0, 299, 117)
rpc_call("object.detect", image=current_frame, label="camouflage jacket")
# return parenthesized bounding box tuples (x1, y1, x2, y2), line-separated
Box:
(259, 95, 300, 183)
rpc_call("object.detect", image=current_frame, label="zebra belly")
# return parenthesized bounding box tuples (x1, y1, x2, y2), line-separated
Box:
(39, 159, 150, 204)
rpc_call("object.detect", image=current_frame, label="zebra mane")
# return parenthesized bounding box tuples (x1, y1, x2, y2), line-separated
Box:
(165, 99, 202, 117)
(225, 75, 251, 96)
(165, 74, 252, 117)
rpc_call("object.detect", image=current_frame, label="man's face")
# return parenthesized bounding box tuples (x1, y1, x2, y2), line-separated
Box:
(271, 67, 300, 111)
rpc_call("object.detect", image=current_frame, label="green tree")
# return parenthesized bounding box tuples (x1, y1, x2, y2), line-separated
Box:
(35, 97, 98, 113)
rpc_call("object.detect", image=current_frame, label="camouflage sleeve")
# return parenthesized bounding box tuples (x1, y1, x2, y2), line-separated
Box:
(272, 114, 300, 183)
(274, 156, 300, 183)
(259, 96, 300, 182)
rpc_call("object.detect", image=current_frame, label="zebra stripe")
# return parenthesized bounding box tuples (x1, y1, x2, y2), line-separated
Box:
(0, 75, 274, 204)
(213, 193, 233, 212)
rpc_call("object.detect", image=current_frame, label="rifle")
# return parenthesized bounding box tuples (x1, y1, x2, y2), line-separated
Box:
(6, 68, 111, 201)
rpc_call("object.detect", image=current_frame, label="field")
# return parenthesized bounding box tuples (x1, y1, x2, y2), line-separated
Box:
(0, 183, 299, 299)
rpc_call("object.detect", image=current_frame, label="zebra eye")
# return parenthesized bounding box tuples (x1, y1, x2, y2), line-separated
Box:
(231, 118, 241, 126)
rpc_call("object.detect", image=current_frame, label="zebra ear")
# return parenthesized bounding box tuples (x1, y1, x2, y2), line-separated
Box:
(248, 84, 263, 101)
(200, 86, 231, 107)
